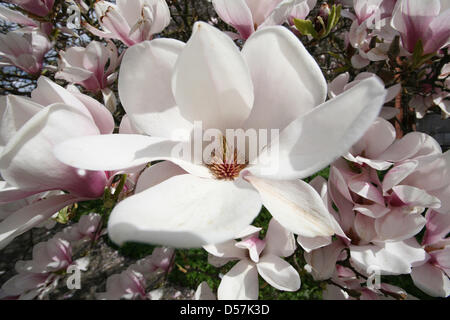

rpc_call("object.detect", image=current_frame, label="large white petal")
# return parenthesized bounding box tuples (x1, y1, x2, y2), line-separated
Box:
(217, 260, 259, 300)
(172, 22, 254, 131)
(256, 254, 301, 291)
(242, 26, 327, 131)
(245, 176, 335, 238)
(54, 134, 212, 178)
(118, 38, 193, 139)
(135, 161, 186, 193)
(108, 174, 262, 248)
(248, 77, 387, 180)
(264, 218, 296, 257)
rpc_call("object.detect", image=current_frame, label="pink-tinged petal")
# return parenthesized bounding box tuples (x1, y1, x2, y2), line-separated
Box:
(353, 204, 390, 218)
(108, 175, 262, 248)
(264, 218, 296, 257)
(218, 260, 258, 300)
(0, 104, 106, 198)
(54, 134, 212, 178)
(385, 83, 402, 102)
(424, 8, 450, 53)
(249, 78, 386, 180)
(392, 185, 441, 209)
(304, 239, 346, 280)
(0, 182, 38, 203)
(118, 115, 141, 134)
(328, 72, 350, 98)
(172, 22, 254, 131)
(245, 0, 282, 26)
(297, 235, 332, 253)
(351, 54, 370, 69)
(411, 263, 450, 298)
(423, 210, 450, 246)
(374, 209, 426, 242)
(0, 96, 42, 146)
(66, 87, 115, 135)
(195, 282, 216, 300)
(212, 0, 255, 39)
(351, 117, 396, 159)
(379, 132, 442, 163)
(242, 26, 327, 131)
(31, 77, 86, 112)
(432, 248, 450, 276)
(256, 253, 300, 291)
(354, 213, 377, 243)
(382, 161, 418, 193)
(391, 0, 440, 53)
(204, 240, 247, 263)
(0, 6, 38, 27)
(401, 150, 450, 192)
(0, 194, 80, 249)
(322, 284, 354, 300)
(245, 176, 335, 238)
(349, 238, 428, 275)
(328, 166, 357, 234)
(135, 161, 186, 194)
(236, 236, 266, 263)
(118, 38, 193, 139)
(348, 177, 385, 205)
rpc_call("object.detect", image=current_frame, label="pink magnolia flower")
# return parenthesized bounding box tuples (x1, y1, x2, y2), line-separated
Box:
(85, 0, 171, 47)
(0, 28, 52, 75)
(5, 0, 55, 17)
(56, 213, 103, 243)
(56, 41, 120, 93)
(391, 0, 450, 54)
(411, 210, 450, 297)
(0, 236, 72, 300)
(212, 0, 316, 40)
(205, 219, 300, 300)
(97, 247, 175, 300)
(0, 76, 114, 249)
(54, 22, 387, 248)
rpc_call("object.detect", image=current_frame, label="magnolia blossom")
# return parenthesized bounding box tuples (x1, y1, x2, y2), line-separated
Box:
(55, 22, 387, 248)
(0, 28, 52, 74)
(212, 0, 316, 39)
(0, 237, 72, 300)
(56, 213, 103, 244)
(56, 41, 120, 93)
(391, 0, 450, 54)
(328, 72, 400, 119)
(97, 247, 174, 300)
(5, 0, 54, 17)
(0, 214, 94, 300)
(341, 0, 399, 68)
(0, 5, 39, 27)
(0, 76, 114, 249)
(205, 219, 299, 300)
(56, 41, 120, 111)
(85, 0, 171, 47)
(411, 210, 450, 297)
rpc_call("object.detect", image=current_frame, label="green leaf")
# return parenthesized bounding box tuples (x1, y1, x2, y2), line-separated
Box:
(293, 18, 318, 38)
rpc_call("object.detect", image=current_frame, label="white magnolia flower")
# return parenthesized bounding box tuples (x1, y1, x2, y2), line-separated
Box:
(55, 22, 387, 248)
